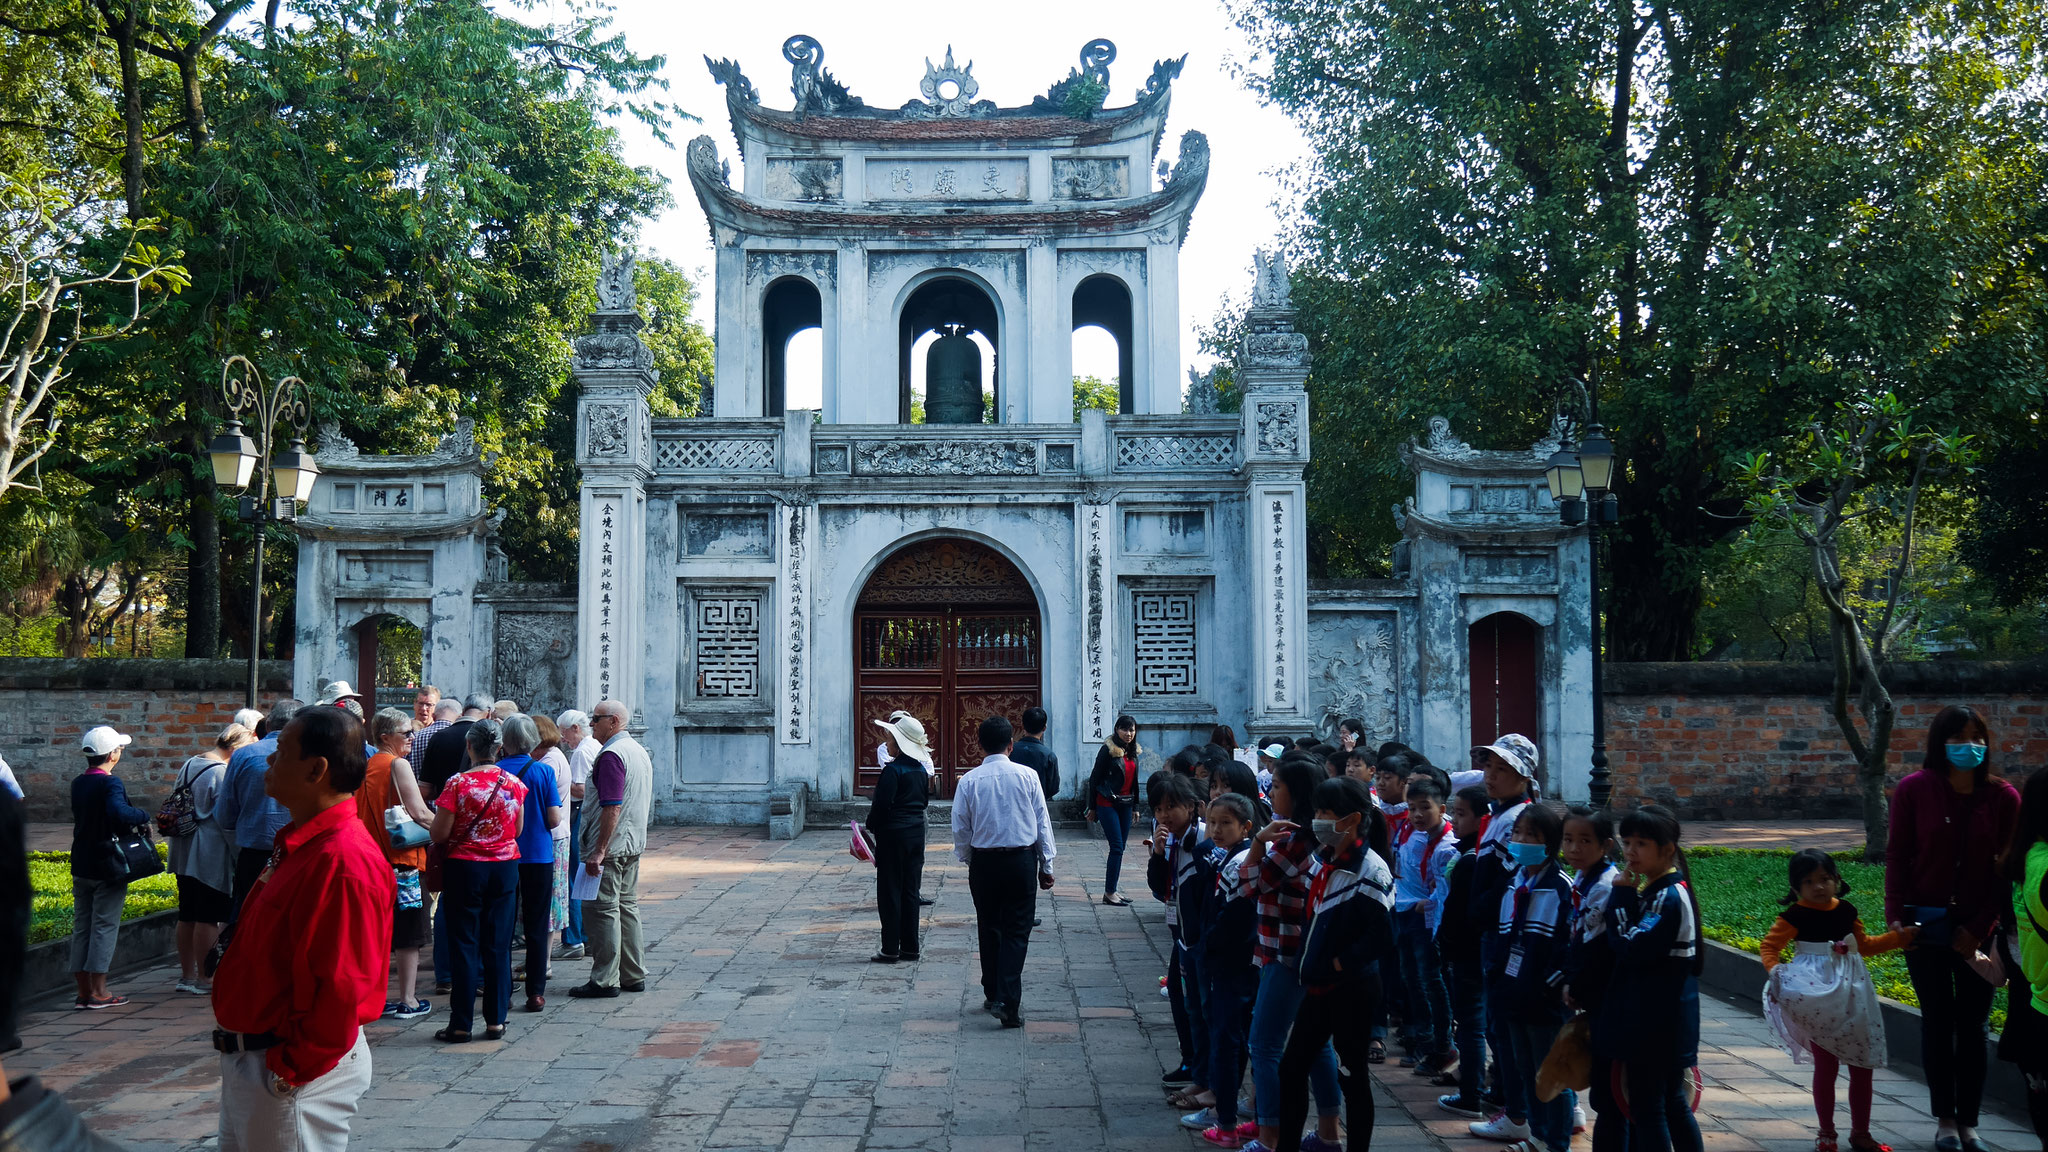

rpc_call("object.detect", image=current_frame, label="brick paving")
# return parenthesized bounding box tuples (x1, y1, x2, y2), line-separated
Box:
(7, 825, 2034, 1152)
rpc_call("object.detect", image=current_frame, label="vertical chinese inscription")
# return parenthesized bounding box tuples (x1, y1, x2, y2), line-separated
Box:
(1084, 504, 1107, 743)
(781, 505, 809, 744)
(1270, 496, 1287, 706)
(598, 499, 617, 701)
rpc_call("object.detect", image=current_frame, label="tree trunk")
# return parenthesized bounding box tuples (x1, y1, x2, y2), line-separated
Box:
(183, 370, 221, 658)
(1859, 748, 1890, 860)
(113, 2, 145, 221)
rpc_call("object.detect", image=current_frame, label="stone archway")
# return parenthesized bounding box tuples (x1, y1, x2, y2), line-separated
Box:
(853, 538, 1042, 798)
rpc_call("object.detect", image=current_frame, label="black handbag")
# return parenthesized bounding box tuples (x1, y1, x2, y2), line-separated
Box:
(109, 826, 164, 881)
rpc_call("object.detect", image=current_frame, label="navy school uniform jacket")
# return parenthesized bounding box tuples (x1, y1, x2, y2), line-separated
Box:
(1482, 859, 1575, 1024)
(1202, 843, 1258, 972)
(1562, 861, 1619, 1014)
(1596, 870, 1703, 1069)
(1297, 838, 1396, 989)
(1148, 825, 1221, 950)
(1436, 848, 1484, 970)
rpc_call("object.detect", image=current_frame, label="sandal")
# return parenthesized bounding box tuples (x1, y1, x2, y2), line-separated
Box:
(433, 1028, 471, 1044)
(1367, 1039, 1386, 1064)
(1168, 1089, 1214, 1109)
(1103, 894, 1132, 907)
(1815, 1134, 1838, 1152)
(1846, 1136, 1888, 1152)
(483, 1024, 506, 1041)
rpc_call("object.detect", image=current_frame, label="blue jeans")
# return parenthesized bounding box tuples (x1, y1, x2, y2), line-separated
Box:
(563, 800, 585, 947)
(1449, 960, 1487, 1101)
(1396, 908, 1452, 1054)
(442, 857, 518, 1033)
(1499, 1011, 1573, 1152)
(1094, 799, 1132, 896)
(1250, 961, 1341, 1126)
(1206, 960, 1259, 1127)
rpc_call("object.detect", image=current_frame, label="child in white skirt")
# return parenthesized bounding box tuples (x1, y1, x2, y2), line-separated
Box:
(1762, 849, 1917, 1152)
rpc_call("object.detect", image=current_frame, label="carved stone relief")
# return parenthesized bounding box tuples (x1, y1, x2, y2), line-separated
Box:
(1255, 401, 1301, 455)
(745, 250, 836, 289)
(781, 506, 810, 743)
(494, 611, 576, 718)
(853, 440, 1037, 476)
(766, 158, 844, 202)
(1424, 415, 1477, 458)
(1243, 331, 1310, 371)
(586, 404, 630, 458)
(1308, 611, 1398, 746)
(1051, 157, 1130, 200)
(864, 158, 1027, 201)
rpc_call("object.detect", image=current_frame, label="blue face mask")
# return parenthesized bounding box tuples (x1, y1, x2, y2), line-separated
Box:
(1946, 743, 1986, 770)
(1508, 841, 1549, 869)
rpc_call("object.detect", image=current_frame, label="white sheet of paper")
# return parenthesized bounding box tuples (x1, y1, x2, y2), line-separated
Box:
(570, 865, 601, 902)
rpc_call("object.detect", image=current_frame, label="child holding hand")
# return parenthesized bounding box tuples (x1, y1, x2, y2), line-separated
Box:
(1762, 849, 1916, 1152)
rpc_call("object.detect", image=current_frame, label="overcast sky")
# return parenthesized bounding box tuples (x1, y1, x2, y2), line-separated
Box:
(588, 0, 1309, 400)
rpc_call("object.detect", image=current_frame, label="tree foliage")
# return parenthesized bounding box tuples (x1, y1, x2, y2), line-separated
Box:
(1229, 0, 2048, 657)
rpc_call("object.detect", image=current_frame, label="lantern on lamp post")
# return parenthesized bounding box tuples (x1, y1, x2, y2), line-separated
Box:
(212, 355, 320, 709)
(1544, 400, 1623, 808)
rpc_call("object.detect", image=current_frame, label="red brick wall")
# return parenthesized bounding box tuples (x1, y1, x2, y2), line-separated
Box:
(1605, 662, 2048, 819)
(0, 659, 291, 823)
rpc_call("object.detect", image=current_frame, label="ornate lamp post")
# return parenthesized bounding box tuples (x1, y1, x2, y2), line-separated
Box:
(208, 356, 318, 709)
(1544, 404, 1621, 808)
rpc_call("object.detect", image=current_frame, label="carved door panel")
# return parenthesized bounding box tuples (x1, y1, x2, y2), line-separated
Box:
(1469, 612, 1540, 750)
(853, 540, 1041, 800)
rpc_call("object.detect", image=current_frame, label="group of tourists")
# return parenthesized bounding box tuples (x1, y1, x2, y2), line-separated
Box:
(21, 683, 655, 1151)
(876, 702, 2048, 1152)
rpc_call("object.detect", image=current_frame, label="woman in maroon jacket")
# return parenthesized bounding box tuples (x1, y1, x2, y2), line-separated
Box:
(1884, 705, 2021, 1152)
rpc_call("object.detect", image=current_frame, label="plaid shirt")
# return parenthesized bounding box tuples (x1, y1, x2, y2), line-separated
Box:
(407, 720, 448, 771)
(1250, 827, 1318, 966)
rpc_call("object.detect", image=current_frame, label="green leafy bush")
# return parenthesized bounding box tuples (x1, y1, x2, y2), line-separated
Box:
(1687, 847, 2006, 1031)
(27, 848, 180, 945)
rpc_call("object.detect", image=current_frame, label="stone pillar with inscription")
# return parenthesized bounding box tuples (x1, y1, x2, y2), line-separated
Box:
(1239, 251, 1312, 743)
(574, 253, 655, 722)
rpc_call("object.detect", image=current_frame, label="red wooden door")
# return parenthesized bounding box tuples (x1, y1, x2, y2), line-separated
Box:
(854, 540, 1041, 798)
(1469, 612, 1540, 749)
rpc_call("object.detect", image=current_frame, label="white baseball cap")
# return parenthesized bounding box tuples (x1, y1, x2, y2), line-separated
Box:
(1260, 742, 1288, 759)
(82, 726, 133, 756)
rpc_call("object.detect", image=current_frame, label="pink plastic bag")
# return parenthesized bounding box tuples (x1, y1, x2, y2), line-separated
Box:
(848, 820, 876, 864)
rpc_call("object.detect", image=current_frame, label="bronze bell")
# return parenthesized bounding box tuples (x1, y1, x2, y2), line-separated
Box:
(924, 330, 984, 424)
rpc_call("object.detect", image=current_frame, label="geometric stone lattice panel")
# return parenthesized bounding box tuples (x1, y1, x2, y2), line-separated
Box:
(1114, 434, 1237, 470)
(1132, 591, 1197, 696)
(655, 437, 778, 472)
(693, 593, 762, 698)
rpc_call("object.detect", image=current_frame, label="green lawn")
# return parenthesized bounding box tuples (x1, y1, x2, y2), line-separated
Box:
(27, 849, 180, 946)
(1686, 846, 2007, 1030)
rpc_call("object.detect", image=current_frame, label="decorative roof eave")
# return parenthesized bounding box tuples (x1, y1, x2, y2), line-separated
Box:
(685, 130, 1209, 244)
(725, 93, 1171, 153)
(1396, 501, 1582, 546)
(295, 510, 491, 542)
(1396, 415, 1556, 477)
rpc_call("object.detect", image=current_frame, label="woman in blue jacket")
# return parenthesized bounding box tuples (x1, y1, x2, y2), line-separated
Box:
(70, 726, 150, 1009)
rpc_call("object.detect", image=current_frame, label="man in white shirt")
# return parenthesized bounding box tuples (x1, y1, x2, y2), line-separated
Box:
(556, 709, 602, 958)
(950, 715, 1056, 1029)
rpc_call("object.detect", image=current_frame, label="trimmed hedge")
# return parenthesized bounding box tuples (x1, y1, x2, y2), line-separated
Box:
(27, 849, 179, 946)
(1687, 846, 2007, 1031)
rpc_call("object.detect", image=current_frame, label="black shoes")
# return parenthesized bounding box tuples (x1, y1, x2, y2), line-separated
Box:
(984, 998, 1003, 1017)
(917, 895, 934, 905)
(622, 981, 646, 993)
(566, 982, 618, 999)
(1032, 918, 1043, 927)
(1000, 1013, 1023, 1028)
(1160, 1066, 1194, 1087)
(872, 952, 899, 964)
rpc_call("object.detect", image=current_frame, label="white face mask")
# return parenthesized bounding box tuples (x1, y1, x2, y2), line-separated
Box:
(1311, 818, 1347, 849)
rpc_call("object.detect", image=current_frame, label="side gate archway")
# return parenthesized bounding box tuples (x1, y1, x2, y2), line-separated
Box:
(852, 538, 1042, 798)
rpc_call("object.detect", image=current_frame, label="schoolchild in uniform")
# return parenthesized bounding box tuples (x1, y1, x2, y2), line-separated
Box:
(1273, 776, 1396, 1152)
(1150, 770, 1204, 1092)
(1473, 805, 1576, 1152)
(1436, 786, 1495, 1118)
(1394, 779, 1460, 1075)
(1602, 806, 1706, 1152)
(1151, 772, 1222, 1117)
(1561, 806, 1620, 1151)
(1761, 849, 1914, 1152)
(1199, 792, 1262, 1148)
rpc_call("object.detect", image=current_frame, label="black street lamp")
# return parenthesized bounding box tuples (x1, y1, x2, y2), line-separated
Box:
(210, 355, 318, 709)
(1544, 405, 1621, 809)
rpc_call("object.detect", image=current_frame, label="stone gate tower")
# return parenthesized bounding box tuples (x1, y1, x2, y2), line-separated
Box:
(575, 36, 1316, 824)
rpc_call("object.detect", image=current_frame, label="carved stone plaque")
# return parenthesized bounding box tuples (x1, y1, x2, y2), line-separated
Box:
(586, 404, 630, 458)
(1051, 157, 1130, 200)
(1255, 401, 1301, 455)
(853, 440, 1037, 476)
(494, 611, 576, 718)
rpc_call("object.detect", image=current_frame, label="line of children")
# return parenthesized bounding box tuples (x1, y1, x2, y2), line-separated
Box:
(1393, 778, 1459, 1076)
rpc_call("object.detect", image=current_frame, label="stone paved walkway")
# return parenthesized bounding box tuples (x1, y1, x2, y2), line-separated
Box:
(6, 826, 2032, 1152)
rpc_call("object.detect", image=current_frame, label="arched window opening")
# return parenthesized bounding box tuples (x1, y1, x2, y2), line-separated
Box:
(783, 327, 824, 412)
(1072, 275, 1134, 414)
(899, 277, 999, 424)
(763, 277, 822, 417)
(1469, 612, 1540, 751)
(350, 614, 424, 712)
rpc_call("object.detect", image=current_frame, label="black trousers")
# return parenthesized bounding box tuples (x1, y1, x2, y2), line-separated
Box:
(874, 826, 926, 957)
(968, 848, 1038, 1014)
(517, 862, 553, 998)
(1276, 973, 1380, 1152)
(1905, 945, 1996, 1124)
(229, 846, 269, 921)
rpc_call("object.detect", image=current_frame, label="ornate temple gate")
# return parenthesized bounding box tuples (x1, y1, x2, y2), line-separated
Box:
(854, 539, 1041, 798)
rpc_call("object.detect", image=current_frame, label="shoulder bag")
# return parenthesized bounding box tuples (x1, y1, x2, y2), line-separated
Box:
(155, 760, 201, 839)
(109, 824, 164, 882)
(424, 771, 506, 894)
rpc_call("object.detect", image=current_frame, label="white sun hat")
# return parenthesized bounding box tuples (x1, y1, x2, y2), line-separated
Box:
(871, 711, 935, 768)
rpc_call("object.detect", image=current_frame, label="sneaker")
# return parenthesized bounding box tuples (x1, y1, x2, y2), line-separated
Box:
(1181, 1108, 1217, 1131)
(1438, 1094, 1488, 1119)
(556, 942, 585, 959)
(1235, 1121, 1258, 1140)
(1470, 1114, 1534, 1142)
(1573, 1104, 1589, 1135)
(1417, 1052, 1459, 1078)
(1201, 1128, 1242, 1149)
(382, 999, 407, 1017)
(1815, 1135, 1838, 1152)
(1160, 1066, 1195, 1088)
(1300, 1135, 1343, 1152)
(1161, 981, 1172, 998)
(394, 999, 432, 1019)
(175, 980, 200, 995)
(1242, 1142, 1277, 1152)
(77, 995, 128, 1010)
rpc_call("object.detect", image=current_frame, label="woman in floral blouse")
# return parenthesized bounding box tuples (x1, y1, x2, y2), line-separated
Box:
(430, 718, 527, 1043)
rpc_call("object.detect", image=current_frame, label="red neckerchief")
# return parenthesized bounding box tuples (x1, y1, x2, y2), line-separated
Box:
(1307, 837, 1360, 909)
(1417, 819, 1450, 889)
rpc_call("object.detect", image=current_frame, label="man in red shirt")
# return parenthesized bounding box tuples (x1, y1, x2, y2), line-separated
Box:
(212, 707, 393, 1152)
